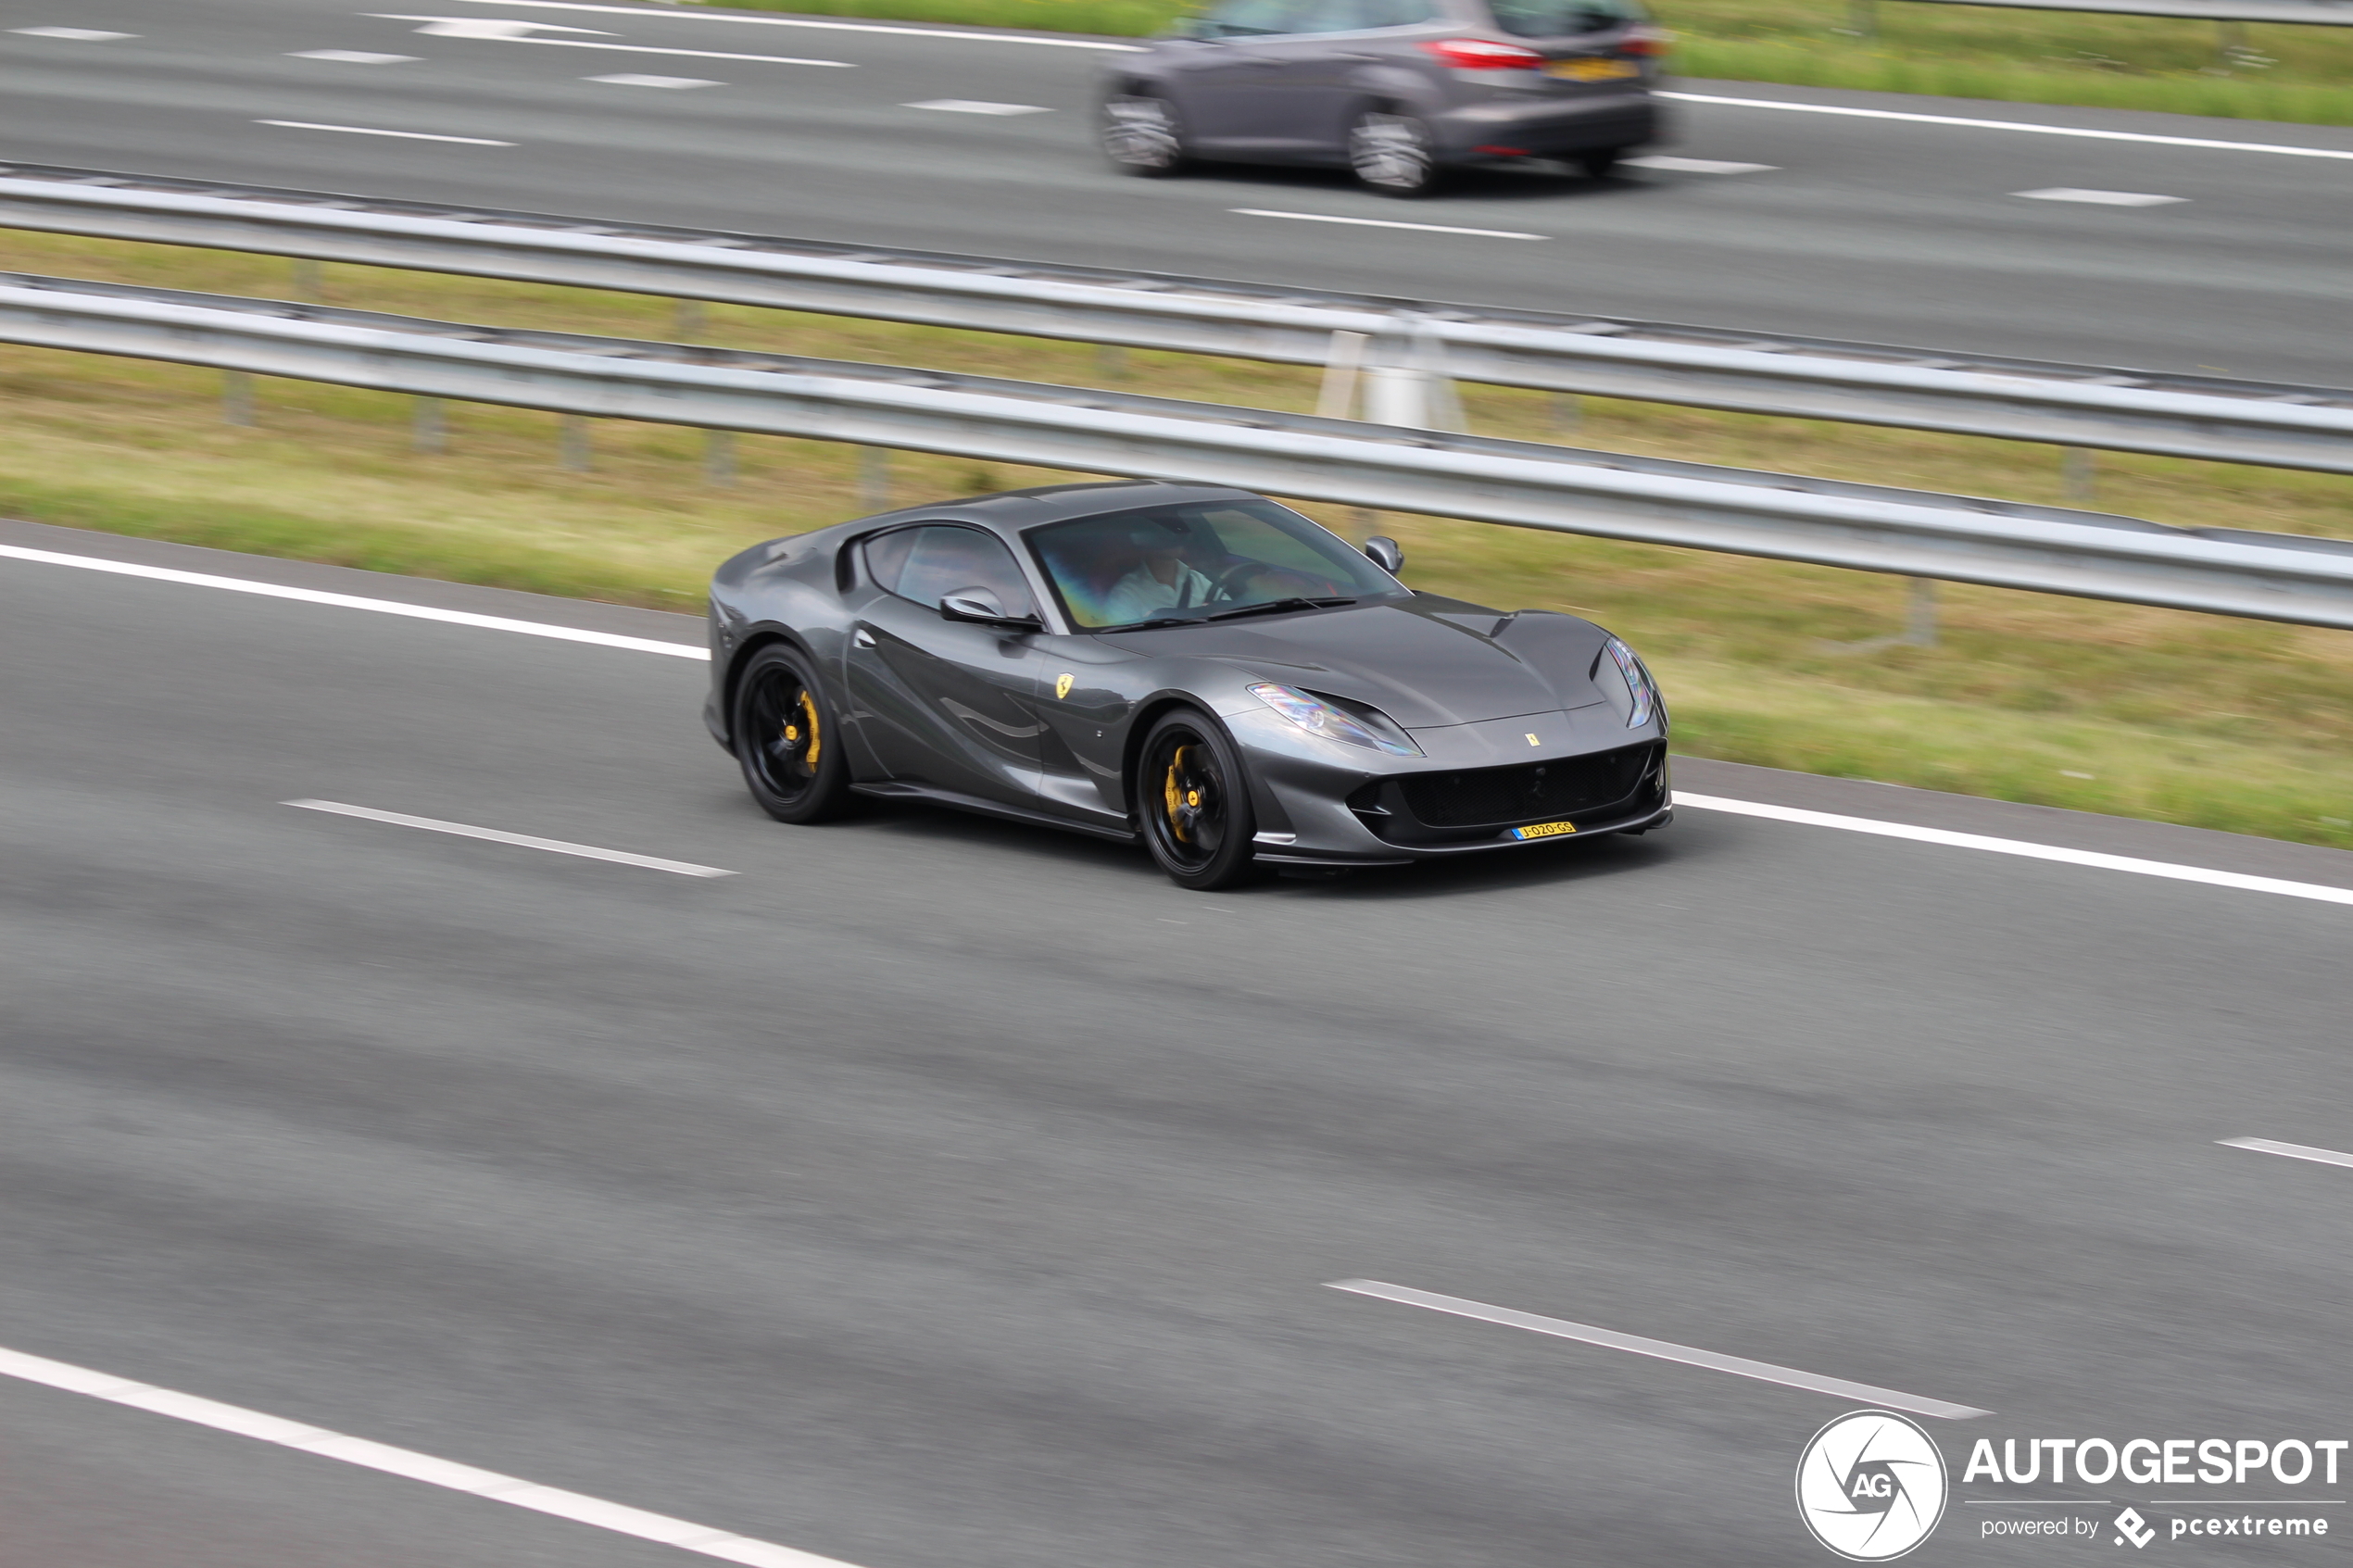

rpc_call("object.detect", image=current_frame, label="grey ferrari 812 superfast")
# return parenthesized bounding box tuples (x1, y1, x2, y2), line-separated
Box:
(705, 481, 1670, 888)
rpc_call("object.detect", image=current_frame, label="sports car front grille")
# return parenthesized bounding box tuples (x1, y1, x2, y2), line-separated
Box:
(1396, 743, 1657, 829)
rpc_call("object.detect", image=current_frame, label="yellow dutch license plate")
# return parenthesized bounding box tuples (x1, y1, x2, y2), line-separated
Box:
(1546, 56, 1639, 81)
(1512, 820, 1579, 841)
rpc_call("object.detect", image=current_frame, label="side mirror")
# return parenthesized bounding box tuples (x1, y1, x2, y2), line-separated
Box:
(1364, 536, 1404, 575)
(940, 588, 1043, 631)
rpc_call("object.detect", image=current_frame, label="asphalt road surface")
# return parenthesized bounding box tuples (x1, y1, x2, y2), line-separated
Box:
(6, 515, 2353, 1566)
(6, 0, 2353, 381)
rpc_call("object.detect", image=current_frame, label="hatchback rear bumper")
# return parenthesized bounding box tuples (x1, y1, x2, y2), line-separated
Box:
(1431, 94, 1659, 160)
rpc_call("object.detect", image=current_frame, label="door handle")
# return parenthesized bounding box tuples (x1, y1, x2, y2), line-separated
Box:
(853, 627, 877, 648)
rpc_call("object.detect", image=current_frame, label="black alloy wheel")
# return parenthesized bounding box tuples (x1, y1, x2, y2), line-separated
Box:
(1349, 110, 1442, 195)
(1575, 145, 1626, 181)
(733, 644, 851, 823)
(1138, 709, 1259, 890)
(1101, 94, 1186, 176)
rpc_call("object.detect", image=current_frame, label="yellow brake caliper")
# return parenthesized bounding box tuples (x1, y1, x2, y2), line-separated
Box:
(798, 689, 822, 771)
(1163, 745, 1192, 843)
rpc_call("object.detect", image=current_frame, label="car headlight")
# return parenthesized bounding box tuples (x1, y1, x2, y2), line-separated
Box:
(1597, 636, 1665, 730)
(1246, 683, 1419, 756)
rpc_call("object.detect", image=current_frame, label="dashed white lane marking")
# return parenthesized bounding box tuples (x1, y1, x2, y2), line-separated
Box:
(1329, 1280, 1991, 1420)
(1661, 89, 2353, 162)
(905, 99, 1051, 115)
(2014, 186, 2185, 206)
(2221, 1137, 2353, 1170)
(0, 543, 707, 659)
(588, 72, 718, 87)
(289, 48, 420, 62)
(434, 0, 1147, 49)
(374, 15, 851, 66)
(1676, 793, 2353, 908)
(11, 26, 136, 39)
(1232, 208, 1545, 240)
(258, 119, 515, 144)
(1624, 155, 1774, 174)
(285, 799, 736, 876)
(0, 1342, 853, 1568)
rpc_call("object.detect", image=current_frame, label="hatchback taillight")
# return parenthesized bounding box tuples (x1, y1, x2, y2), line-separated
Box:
(1618, 26, 1672, 55)
(1418, 37, 1547, 69)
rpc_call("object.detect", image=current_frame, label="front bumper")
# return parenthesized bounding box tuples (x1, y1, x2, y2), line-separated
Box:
(1430, 94, 1659, 160)
(1227, 706, 1672, 867)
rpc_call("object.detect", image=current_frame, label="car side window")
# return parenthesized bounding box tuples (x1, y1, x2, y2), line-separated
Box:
(1296, 0, 1437, 30)
(867, 525, 1036, 615)
(1193, 0, 1315, 36)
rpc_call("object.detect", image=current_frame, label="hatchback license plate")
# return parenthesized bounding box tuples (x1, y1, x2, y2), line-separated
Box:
(1546, 56, 1638, 80)
(1512, 820, 1579, 840)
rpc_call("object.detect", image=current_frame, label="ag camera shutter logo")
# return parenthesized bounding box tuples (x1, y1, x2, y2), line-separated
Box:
(1796, 1411, 1950, 1561)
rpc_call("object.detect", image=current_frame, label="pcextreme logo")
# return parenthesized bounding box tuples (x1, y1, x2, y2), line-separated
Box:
(1796, 1411, 1951, 1562)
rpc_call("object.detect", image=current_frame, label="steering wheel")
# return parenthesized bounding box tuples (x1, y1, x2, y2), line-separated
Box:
(1206, 560, 1327, 602)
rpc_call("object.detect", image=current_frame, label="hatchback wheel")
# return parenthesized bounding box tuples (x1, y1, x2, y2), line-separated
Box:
(1101, 94, 1186, 176)
(1139, 710, 1259, 890)
(1575, 145, 1627, 180)
(1350, 110, 1442, 195)
(733, 644, 852, 823)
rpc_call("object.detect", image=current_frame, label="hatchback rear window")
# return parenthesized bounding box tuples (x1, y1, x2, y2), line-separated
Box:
(1483, 0, 1642, 35)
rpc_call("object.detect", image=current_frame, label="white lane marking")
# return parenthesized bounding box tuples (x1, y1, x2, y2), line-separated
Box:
(905, 99, 1051, 115)
(290, 48, 421, 61)
(1624, 155, 1774, 174)
(285, 799, 736, 876)
(0, 1342, 854, 1568)
(1329, 1280, 1991, 1420)
(1232, 208, 1545, 240)
(0, 543, 707, 659)
(374, 15, 851, 66)
(2014, 186, 2185, 206)
(11, 25, 136, 39)
(2220, 1137, 2353, 1170)
(587, 72, 718, 87)
(435, 0, 1147, 50)
(258, 119, 515, 144)
(1677, 793, 2353, 908)
(1661, 90, 2353, 163)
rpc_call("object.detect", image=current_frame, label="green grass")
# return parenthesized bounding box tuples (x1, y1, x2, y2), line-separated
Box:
(691, 0, 2353, 125)
(2, 228, 2349, 850)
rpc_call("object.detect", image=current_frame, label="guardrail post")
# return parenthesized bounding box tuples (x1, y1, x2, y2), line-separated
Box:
(290, 257, 321, 301)
(1904, 577, 1938, 646)
(1317, 331, 1367, 420)
(1096, 343, 1128, 381)
(560, 414, 592, 471)
(221, 370, 255, 426)
(704, 429, 736, 487)
(673, 298, 705, 340)
(859, 446, 890, 510)
(1552, 393, 1581, 437)
(412, 396, 446, 453)
(2064, 448, 2096, 502)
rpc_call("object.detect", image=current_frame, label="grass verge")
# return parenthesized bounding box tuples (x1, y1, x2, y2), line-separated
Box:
(695, 0, 2353, 127)
(1, 228, 2348, 850)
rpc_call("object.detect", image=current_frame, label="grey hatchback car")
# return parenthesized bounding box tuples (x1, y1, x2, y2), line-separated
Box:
(1101, 0, 1663, 194)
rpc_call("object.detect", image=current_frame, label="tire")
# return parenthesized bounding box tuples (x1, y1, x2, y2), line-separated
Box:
(1101, 93, 1186, 177)
(732, 643, 852, 823)
(1349, 110, 1444, 195)
(1138, 709, 1259, 890)
(1575, 145, 1627, 181)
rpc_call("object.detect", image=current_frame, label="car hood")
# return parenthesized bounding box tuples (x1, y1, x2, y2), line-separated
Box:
(1107, 597, 1614, 729)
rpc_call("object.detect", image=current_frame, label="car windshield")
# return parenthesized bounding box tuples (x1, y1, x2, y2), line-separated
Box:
(1026, 499, 1406, 631)
(1485, 0, 1643, 34)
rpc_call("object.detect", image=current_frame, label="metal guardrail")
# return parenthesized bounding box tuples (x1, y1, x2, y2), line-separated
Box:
(5, 164, 2353, 473)
(5, 271, 2349, 630)
(1895, 0, 2353, 22)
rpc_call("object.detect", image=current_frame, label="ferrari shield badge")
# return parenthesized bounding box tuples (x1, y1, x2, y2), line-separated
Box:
(1055, 672, 1076, 700)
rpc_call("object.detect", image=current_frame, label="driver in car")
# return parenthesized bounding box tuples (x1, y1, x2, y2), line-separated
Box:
(1101, 519, 1220, 625)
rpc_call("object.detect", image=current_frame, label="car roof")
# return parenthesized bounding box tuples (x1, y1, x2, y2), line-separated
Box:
(866, 481, 1266, 542)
